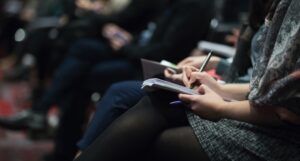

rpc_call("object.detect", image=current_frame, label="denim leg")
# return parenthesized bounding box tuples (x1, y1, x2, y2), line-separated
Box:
(84, 60, 137, 93)
(69, 38, 113, 63)
(52, 87, 90, 161)
(33, 38, 111, 112)
(53, 61, 139, 158)
(77, 81, 146, 150)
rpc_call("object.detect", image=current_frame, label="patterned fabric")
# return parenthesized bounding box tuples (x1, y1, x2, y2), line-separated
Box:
(188, 112, 300, 161)
(187, 0, 300, 160)
(248, 0, 300, 115)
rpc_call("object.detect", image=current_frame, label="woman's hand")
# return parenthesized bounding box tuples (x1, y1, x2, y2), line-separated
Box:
(179, 85, 226, 121)
(181, 66, 222, 93)
(164, 68, 183, 83)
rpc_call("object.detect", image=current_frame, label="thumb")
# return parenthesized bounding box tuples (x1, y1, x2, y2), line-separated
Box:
(197, 85, 213, 94)
(179, 94, 197, 102)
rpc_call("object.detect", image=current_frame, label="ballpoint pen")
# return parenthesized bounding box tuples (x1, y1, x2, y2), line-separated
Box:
(170, 51, 213, 106)
(190, 51, 213, 89)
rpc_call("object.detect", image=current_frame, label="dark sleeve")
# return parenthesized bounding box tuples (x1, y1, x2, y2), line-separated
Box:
(121, 0, 214, 62)
(224, 25, 254, 83)
(62, 0, 76, 18)
(90, 0, 165, 33)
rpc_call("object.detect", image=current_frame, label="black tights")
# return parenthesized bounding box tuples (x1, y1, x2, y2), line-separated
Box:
(75, 96, 210, 161)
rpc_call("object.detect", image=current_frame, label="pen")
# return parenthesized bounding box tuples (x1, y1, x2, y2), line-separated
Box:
(169, 100, 183, 105)
(199, 51, 213, 72)
(169, 100, 190, 107)
(190, 51, 213, 89)
(170, 51, 213, 106)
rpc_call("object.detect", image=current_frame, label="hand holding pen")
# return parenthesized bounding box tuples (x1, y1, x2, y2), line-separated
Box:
(170, 51, 213, 106)
(182, 51, 213, 89)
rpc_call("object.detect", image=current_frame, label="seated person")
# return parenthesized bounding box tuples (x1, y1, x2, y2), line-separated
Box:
(75, 0, 300, 160)
(75, 6, 257, 156)
(0, 0, 214, 160)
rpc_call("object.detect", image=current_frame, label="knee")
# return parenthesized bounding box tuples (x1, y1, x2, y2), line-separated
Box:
(155, 128, 184, 149)
(69, 39, 92, 56)
(154, 127, 196, 154)
(68, 38, 107, 61)
(108, 81, 138, 94)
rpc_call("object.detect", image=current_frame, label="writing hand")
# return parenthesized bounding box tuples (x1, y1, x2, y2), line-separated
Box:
(179, 85, 225, 121)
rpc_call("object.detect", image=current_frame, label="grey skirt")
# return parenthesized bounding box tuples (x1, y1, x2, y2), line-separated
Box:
(187, 112, 300, 161)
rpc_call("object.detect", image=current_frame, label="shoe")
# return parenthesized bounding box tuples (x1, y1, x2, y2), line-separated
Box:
(0, 110, 47, 131)
(3, 65, 30, 82)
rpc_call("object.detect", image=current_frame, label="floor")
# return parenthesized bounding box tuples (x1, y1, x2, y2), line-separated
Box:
(0, 129, 53, 161)
(0, 57, 54, 161)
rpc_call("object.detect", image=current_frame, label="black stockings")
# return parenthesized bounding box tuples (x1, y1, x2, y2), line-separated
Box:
(75, 96, 210, 161)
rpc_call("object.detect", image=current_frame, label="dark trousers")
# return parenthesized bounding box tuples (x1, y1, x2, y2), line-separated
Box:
(33, 38, 137, 161)
(33, 38, 135, 112)
(77, 81, 146, 150)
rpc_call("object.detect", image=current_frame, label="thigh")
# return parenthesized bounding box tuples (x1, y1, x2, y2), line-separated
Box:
(77, 81, 146, 150)
(68, 38, 113, 63)
(100, 81, 146, 110)
(84, 60, 136, 93)
(153, 126, 210, 161)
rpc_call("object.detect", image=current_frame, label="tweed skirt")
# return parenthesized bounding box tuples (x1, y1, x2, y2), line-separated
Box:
(187, 112, 300, 161)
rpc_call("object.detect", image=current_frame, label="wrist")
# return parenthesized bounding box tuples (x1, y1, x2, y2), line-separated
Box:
(215, 84, 225, 97)
(217, 101, 230, 119)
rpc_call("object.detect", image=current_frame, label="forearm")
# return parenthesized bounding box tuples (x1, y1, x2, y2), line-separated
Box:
(220, 101, 283, 126)
(219, 84, 250, 101)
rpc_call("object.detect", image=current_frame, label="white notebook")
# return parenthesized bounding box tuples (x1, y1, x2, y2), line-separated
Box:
(142, 78, 198, 95)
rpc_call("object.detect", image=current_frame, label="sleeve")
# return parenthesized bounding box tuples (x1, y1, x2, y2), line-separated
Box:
(90, 0, 165, 33)
(250, 70, 300, 115)
(120, 0, 214, 62)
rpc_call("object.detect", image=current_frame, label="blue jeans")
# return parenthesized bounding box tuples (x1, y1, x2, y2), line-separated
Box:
(77, 81, 146, 150)
(33, 38, 135, 112)
(33, 38, 138, 160)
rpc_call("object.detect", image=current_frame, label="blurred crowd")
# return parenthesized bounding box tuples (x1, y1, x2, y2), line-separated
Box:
(0, 0, 299, 161)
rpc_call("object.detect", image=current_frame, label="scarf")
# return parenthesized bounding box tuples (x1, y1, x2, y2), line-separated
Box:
(248, 0, 300, 115)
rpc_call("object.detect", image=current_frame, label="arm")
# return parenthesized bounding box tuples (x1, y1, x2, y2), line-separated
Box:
(121, 0, 214, 61)
(219, 84, 250, 101)
(220, 101, 282, 126)
(179, 85, 283, 126)
(105, 0, 164, 33)
(180, 66, 250, 101)
(90, 0, 165, 33)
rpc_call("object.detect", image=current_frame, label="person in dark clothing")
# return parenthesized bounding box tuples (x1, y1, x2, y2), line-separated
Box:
(0, 0, 214, 161)
(77, 81, 145, 151)
(75, 0, 268, 158)
(75, 23, 252, 153)
(74, 1, 300, 161)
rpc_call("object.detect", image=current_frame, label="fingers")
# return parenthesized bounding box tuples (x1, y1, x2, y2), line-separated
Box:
(197, 84, 213, 94)
(164, 69, 173, 78)
(189, 72, 211, 89)
(182, 66, 199, 87)
(110, 38, 125, 50)
(177, 57, 192, 67)
(182, 66, 193, 87)
(179, 94, 197, 102)
(189, 72, 206, 83)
